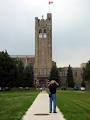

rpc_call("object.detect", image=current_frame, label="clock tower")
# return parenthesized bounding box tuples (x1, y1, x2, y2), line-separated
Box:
(34, 13, 52, 87)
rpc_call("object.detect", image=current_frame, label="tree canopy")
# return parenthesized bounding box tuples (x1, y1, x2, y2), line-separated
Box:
(0, 51, 16, 89)
(0, 51, 34, 90)
(85, 61, 90, 81)
(67, 65, 74, 87)
(49, 64, 60, 83)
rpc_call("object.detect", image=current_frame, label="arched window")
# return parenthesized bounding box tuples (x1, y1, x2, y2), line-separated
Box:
(39, 29, 42, 33)
(44, 29, 46, 33)
(39, 29, 42, 38)
(43, 29, 47, 38)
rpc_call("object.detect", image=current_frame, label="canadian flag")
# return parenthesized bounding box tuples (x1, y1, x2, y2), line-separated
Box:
(49, 1, 53, 5)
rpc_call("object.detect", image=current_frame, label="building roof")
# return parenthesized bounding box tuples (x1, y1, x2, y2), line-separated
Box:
(10, 55, 35, 58)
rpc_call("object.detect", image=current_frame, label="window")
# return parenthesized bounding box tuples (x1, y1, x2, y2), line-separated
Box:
(39, 29, 42, 38)
(39, 29, 47, 38)
(44, 29, 46, 33)
(39, 29, 42, 33)
(43, 29, 47, 38)
(43, 33, 47, 38)
(39, 33, 42, 38)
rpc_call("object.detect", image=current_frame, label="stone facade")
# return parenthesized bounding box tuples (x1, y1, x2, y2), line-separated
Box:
(11, 55, 35, 66)
(59, 67, 68, 89)
(59, 67, 82, 89)
(34, 13, 52, 87)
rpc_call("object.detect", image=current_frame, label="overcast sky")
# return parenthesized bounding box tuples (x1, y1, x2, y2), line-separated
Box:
(0, 0, 90, 67)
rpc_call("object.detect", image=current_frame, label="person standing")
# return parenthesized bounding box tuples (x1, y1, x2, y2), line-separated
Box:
(48, 80, 59, 113)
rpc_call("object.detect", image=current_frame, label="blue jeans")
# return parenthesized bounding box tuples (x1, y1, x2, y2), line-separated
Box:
(49, 94, 56, 112)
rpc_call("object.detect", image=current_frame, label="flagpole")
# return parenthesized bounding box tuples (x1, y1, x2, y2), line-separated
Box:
(48, 3, 50, 13)
(48, 1, 53, 13)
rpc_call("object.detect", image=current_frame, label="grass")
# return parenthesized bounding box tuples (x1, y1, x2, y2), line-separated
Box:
(0, 89, 39, 120)
(1, 89, 90, 120)
(57, 90, 90, 120)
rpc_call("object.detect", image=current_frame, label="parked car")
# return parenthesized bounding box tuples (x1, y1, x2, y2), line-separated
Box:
(80, 87, 85, 91)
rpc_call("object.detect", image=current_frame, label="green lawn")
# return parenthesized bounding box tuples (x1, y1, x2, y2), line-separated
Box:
(0, 90, 38, 120)
(57, 90, 90, 120)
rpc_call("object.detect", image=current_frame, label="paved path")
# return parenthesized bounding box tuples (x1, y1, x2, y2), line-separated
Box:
(22, 91, 65, 120)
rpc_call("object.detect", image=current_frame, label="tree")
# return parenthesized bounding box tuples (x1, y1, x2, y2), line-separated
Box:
(49, 64, 60, 83)
(67, 65, 74, 88)
(23, 64, 34, 87)
(0, 51, 16, 89)
(81, 67, 86, 87)
(15, 60, 24, 87)
(85, 61, 90, 81)
(0, 51, 34, 89)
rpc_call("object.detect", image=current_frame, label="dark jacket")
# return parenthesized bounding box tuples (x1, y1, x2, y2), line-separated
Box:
(48, 82, 58, 94)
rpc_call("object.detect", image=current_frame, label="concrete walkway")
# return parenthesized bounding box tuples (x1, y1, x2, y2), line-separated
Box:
(22, 91, 65, 120)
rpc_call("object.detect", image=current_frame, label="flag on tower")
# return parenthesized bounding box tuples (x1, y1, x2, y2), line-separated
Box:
(49, 1, 53, 5)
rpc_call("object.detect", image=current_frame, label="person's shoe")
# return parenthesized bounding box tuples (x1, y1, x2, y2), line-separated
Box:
(53, 111, 57, 113)
(49, 111, 52, 113)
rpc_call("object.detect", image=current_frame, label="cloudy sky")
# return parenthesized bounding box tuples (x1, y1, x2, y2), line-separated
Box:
(0, 0, 90, 67)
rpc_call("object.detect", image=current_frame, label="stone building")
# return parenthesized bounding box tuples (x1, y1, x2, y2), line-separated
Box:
(59, 67, 82, 89)
(73, 68, 82, 89)
(11, 55, 35, 66)
(11, 13, 83, 87)
(59, 67, 68, 89)
(34, 13, 52, 87)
